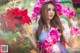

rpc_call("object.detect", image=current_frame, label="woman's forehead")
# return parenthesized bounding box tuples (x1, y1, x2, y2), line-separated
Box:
(48, 4, 55, 9)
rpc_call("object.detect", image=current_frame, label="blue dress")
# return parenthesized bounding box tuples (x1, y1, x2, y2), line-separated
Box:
(34, 26, 69, 53)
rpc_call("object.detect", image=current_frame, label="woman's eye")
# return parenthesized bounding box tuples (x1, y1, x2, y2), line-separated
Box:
(48, 8, 50, 11)
(53, 9, 55, 11)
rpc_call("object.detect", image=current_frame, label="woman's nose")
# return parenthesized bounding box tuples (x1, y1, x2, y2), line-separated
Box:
(50, 11, 54, 14)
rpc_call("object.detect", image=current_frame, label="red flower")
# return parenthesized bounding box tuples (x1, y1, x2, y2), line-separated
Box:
(21, 9, 31, 25)
(22, 9, 28, 16)
(4, 8, 31, 31)
(6, 19, 20, 31)
(21, 16, 31, 25)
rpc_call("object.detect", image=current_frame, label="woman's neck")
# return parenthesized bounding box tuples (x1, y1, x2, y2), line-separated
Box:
(43, 19, 52, 31)
(46, 20, 51, 29)
(43, 23, 51, 32)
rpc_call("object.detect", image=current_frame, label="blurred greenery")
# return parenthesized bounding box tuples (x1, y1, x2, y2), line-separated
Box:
(61, 0, 72, 7)
(0, 29, 32, 53)
(0, 0, 10, 6)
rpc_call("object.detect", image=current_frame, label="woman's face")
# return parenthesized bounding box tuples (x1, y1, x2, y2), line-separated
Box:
(47, 4, 55, 20)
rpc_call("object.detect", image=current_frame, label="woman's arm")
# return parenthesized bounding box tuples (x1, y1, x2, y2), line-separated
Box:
(22, 30, 39, 52)
(27, 34, 38, 51)
(63, 30, 74, 47)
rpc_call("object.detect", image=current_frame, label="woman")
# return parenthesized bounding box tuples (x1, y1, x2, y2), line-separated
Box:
(22, 1, 73, 53)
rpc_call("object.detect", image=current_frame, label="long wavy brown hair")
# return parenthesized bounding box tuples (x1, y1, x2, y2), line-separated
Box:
(36, 1, 65, 45)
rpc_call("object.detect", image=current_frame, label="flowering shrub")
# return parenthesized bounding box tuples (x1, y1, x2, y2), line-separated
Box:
(4, 8, 31, 31)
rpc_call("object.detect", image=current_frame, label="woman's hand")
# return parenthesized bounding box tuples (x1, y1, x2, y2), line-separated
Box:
(63, 30, 74, 47)
(21, 30, 38, 51)
(21, 30, 31, 39)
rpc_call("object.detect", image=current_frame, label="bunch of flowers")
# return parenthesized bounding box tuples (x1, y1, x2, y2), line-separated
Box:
(39, 28, 61, 53)
(70, 26, 80, 36)
(32, 0, 76, 20)
(56, 4, 76, 18)
(4, 8, 31, 31)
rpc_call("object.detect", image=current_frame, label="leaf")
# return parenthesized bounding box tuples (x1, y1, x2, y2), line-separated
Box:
(23, 38, 31, 48)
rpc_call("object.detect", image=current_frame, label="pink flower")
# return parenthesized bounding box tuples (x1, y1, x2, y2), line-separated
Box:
(46, 46, 52, 53)
(62, 6, 68, 16)
(45, 0, 51, 2)
(44, 41, 52, 53)
(70, 27, 80, 35)
(33, 7, 40, 14)
(57, 5, 76, 18)
(56, 4, 63, 15)
(46, 35, 53, 43)
(32, 13, 38, 21)
(68, 11, 76, 18)
(39, 28, 61, 52)
(39, 0, 45, 4)
(50, 28, 61, 43)
(35, 1, 42, 8)
(64, 7, 76, 18)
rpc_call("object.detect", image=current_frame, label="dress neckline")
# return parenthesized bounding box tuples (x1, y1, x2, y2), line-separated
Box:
(42, 27, 56, 35)
(42, 27, 56, 32)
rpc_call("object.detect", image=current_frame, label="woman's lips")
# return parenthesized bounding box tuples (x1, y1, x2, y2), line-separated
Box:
(49, 15, 53, 17)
